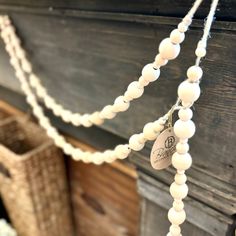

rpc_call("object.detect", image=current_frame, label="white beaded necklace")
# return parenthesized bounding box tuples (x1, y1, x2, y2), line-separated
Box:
(0, 0, 203, 128)
(0, 0, 219, 234)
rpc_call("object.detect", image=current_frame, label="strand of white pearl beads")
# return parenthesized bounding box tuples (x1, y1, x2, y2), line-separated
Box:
(5, 35, 170, 165)
(167, 28, 206, 236)
(0, 10, 196, 129)
(167, 71, 203, 236)
(153, 13, 193, 69)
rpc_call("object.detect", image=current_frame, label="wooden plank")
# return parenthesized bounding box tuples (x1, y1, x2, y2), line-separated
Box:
(0, 0, 234, 20)
(68, 160, 140, 236)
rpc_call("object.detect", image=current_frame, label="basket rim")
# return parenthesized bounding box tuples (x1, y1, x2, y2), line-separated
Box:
(0, 116, 55, 160)
(0, 141, 54, 160)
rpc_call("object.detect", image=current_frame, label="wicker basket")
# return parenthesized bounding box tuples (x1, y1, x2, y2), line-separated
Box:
(0, 107, 11, 121)
(0, 117, 74, 236)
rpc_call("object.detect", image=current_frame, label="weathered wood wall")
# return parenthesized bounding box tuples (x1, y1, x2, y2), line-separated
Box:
(0, 0, 235, 235)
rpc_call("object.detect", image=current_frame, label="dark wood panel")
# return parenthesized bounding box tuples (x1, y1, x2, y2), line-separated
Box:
(0, 0, 234, 20)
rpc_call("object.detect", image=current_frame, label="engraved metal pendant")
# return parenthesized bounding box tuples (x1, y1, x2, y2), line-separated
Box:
(150, 127, 177, 170)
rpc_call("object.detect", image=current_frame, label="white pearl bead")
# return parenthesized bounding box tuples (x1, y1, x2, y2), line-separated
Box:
(93, 153, 104, 165)
(3, 16, 10, 24)
(10, 57, 18, 67)
(178, 80, 201, 103)
(126, 81, 144, 99)
(44, 96, 55, 107)
(173, 200, 184, 212)
(115, 144, 131, 159)
(174, 119, 195, 139)
(55, 136, 66, 148)
(176, 142, 189, 154)
(153, 54, 168, 68)
(33, 105, 43, 115)
(100, 105, 116, 119)
(178, 22, 188, 33)
(183, 16, 192, 26)
(11, 37, 21, 47)
(104, 150, 116, 163)
(5, 44, 13, 54)
(142, 63, 160, 82)
(80, 152, 90, 162)
(0, 30, 7, 39)
(53, 104, 63, 116)
(172, 152, 192, 170)
(123, 91, 133, 102)
(175, 173, 187, 185)
(153, 120, 164, 133)
(113, 96, 130, 112)
(64, 143, 73, 155)
(129, 134, 145, 151)
(15, 47, 25, 59)
(195, 47, 206, 58)
(16, 69, 24, 78)
(5, 25, 14, 35)
(158, 117, 166, 125)
(46, 127, 58, 139)
(178, 108, 193, 121)
(80, 114, 93, 127)
(138, 76, 149, 87)
(159, 38, 180, 60)
(21, 59, 32, 73)
(169, 225, 181, 236)
(198, 40, 206, 48)
(72, 149, 83, 161)
(168, 208, 186, 225)
(37, 87, 46, 97)
(70, 113, 81, 126)
(170, 182, 188, 199)
(26, 94, 36, 103)
(143, 122, 158, 140)
(62, 110, 72, 122)
(89, 111, 104, 125)
(170, 29, 185, 44)
(30, 74, 40, 86)
(187, 65, 203, 82)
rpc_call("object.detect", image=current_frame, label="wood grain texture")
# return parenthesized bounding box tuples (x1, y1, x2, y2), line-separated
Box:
(68, 160, 140, 236)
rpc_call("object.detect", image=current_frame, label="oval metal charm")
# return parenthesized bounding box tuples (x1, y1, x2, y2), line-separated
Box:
(150, 127, 178, 170)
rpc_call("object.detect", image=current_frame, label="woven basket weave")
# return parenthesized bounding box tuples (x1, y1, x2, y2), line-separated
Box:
(0, 107, 11, 120)
(0, 117, 74, 236)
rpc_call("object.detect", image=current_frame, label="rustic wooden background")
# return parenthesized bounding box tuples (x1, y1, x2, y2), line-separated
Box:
(0, 0, 235, 235)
